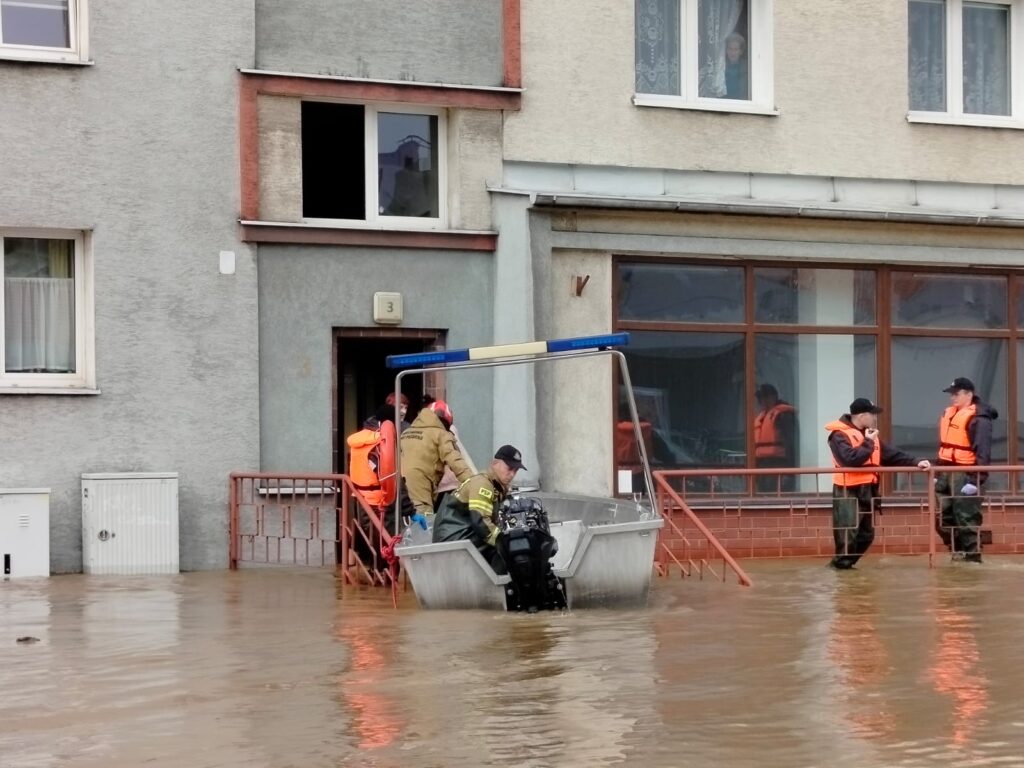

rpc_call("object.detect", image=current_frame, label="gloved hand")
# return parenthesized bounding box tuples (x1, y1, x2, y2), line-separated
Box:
(960, 483, 979, 497)
(485, 526, 501, 547)
(410, 513, 428, 530)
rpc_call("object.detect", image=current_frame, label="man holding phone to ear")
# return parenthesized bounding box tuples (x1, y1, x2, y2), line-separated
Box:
(825, 398, 931, 569)
(936, 377, 998, 563)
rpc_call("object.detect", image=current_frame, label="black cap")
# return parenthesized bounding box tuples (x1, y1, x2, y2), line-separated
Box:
(755, 383, 778, 399)
(494, 444, 526, 471)
(942, 377, 975, 393)
(849, 398, 883, 415)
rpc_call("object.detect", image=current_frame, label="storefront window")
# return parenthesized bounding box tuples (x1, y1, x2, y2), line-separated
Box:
(892, 272, 1007, 329)
(754, 268, 876, 326)
(618, 263, 744, 323)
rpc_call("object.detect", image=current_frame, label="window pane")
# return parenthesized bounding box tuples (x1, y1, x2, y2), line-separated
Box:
(755, 334, 876, 492)
(618, 263, 744, 323)
(1017, 341, 1024, 469)
(0, 0, 69, 48)
(4, 237, 75, 373)
(1016, 276, 1024, 329)
(963, 2, 1010, 116)
(698, 0, 750, 99)
(755, 268, 876, 326)
(378, 113, 439, 219)
(622, 331, 745, 468)
(909, 0, 946, 111)
(892, 272, 1006, 329)
(301, 102, 365, 220)
(892, 336, 1007, 484)
(636, 0, 681, 95)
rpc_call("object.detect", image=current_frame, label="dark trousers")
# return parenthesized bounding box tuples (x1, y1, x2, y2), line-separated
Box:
(831, 484, 878, 569)
(756, 457, 795, 493)
(935, 471, 983, 556)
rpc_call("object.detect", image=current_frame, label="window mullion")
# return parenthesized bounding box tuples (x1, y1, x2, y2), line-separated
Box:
(0, 237, 5, 376)
(364, 106, 377, 224)
(1013, 0, 1023, 118)
(683, 0, 698, 101)
(948, 0, 964, 117)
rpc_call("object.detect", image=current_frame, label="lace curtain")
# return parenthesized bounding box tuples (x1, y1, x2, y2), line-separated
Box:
(635, 0, 680, 95)
(963, 2, 1009, 116)
(909, 0, 946, 111)
(697, 0, 743, 98)
(5, 278, 75, 372)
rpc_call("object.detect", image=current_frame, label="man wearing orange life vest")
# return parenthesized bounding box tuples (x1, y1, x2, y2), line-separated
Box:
(935, 377, 997, 563)
(754, 384, 797, 492)
(825, 398, 931, 569)
(347, 406, 415, 534)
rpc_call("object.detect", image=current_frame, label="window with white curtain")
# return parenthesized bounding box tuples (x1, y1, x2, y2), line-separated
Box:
(909, 0, 1023, 125)
(0, 0, 88, 63)
(1, 231, 93, 390)
(634, 0, 775, 114)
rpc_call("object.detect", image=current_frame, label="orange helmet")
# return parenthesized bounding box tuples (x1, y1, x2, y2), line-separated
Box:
(429, 399, 453, 426)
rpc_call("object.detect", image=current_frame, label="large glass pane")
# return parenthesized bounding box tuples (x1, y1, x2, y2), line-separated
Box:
(618, 263, 744, 323)
(892, 272, 1006, 329)
(4, 237, 76, 373)
(892, 336, 1007, 488)
(698, 0, 750, 99)
(621, 331, 745, 468)
(1017, 276, 1024, 328)
(963, 2, 1010, 116)
(755, 268, 876, 326)
(755, 334, 876, 492)
(377, 113, 439, 219)
(635, 0, 681, 95)
(909, 0, 947, 111)
(0, 0, 69, 48)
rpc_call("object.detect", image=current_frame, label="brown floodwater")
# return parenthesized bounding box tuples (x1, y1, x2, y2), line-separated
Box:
(3, 556, 1024, 768)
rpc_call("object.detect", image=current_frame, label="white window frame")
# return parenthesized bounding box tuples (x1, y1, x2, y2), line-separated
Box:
(302, 101, 449, 231)
(908, 0, 1024, 129)
(0, 0, 89, 64)
(0, 229, 96, 393)
(633, 0, 777, 116)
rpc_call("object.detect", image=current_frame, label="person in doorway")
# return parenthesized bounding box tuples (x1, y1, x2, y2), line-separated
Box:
(753, 384, 797, 493)
(825, 398, 931, 569)
(432, 445, 525, 573)
(400, 399, 474, 517)
(935, 377, 997, 563)
(385, 392, 411, 432)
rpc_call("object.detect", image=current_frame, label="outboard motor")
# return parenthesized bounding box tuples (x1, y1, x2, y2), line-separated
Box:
(496, 496, 567, 612)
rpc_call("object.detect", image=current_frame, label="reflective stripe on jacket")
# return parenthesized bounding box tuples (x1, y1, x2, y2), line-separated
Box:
(755, 404, 795, 458)
(938, 404, 977, 465)
(825, 420, 880, 486)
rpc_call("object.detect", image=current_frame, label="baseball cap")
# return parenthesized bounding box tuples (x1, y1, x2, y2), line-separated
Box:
(942, 377, 975, 393)
(494, 444, 526, 471)
(849, 398, 883, 415)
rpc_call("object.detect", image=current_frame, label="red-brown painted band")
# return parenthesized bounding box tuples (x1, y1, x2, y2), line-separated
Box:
(239, 76, 260, 222)
(503, 0, 522, 88)
(241, 224, 497, 252)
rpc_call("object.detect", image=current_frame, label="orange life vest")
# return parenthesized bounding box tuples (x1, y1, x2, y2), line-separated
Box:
(614, 420, 653, 466)
(346, 421, 397, 507)
(755, 403, 795, 458)
(938, 404, 977, 465)
(824, 420, 880, 486)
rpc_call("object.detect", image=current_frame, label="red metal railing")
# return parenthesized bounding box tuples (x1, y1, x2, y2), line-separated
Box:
(228, 472, 396, 585)
(653, 465, 1024, 567)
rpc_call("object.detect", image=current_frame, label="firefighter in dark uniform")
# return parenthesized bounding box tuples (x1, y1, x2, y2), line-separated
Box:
(826, 398, 930, 569)
(432, 444, 525, 573)
(935, 377, 997, 563)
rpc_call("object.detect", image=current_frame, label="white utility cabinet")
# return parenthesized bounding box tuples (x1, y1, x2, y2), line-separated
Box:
(81, 473, 179, 575)
(0, 488, 50, 578)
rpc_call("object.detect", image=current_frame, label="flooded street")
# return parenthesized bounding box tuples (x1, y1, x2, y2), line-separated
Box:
(4, 558, 1024, 768)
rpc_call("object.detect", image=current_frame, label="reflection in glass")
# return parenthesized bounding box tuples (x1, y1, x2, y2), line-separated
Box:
(892, 337, 1007, 487)
(963, 1, 1010, 116)
(618, 263, 744, 323)
(755, 268, 875, 326)
(623, 331, 745, 468)
(635, 0, 680, 95)
(909, 0, 946, 112)
(756, 334, 876, 492)
(892, 273, 1007, 329)
(377, 113, 439, 218)
(0, 0, 69, 48)
(4, 237, 76, 373)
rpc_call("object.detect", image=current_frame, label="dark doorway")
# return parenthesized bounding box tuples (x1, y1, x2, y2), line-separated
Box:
(333, 330, 443, 474)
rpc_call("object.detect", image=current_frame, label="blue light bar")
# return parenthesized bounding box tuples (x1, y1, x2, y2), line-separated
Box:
(386, 333, 629, 369)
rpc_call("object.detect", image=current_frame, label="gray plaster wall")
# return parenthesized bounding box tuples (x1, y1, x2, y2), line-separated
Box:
(255, 0, 504, 86)
(258, 246, 495, 473)
(0, 1, 259, 572)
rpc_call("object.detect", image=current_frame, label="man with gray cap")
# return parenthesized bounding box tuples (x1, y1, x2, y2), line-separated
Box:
(432, 444, 525, 573)
(936, 377, 998, 563)
(825, 398, 931, 569)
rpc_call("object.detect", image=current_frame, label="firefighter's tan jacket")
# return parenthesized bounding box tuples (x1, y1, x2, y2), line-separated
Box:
(400, 408, 473, 515)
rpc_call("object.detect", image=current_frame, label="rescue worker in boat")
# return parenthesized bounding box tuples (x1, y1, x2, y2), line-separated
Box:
(935, 377, 997, 563)
(825, 398, 931, 569)
(432, 445, 525, 573)
(753, 383, 797, 492)
(400, 399, 474, 518)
